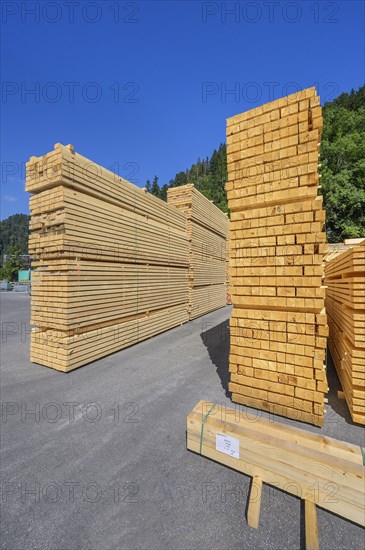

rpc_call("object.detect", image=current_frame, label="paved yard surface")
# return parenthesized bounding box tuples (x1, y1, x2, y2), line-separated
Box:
(1, 292, 364, 549)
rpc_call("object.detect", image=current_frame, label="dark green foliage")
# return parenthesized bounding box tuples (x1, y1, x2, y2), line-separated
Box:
(328, 86, 365, 111)
(0, 214, 29, 258)
(320, 85, 365, 242)
(160, 184, 169, 202)
(0, 246, 23, 281)
(145, 143, 228, 213)
(145, 85, 364, 242)
(151, 176, 161, 198)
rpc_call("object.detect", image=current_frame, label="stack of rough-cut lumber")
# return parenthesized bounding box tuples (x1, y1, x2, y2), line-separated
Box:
(26, 143, 189, 372)
(325, 241, 365, 424)
(167, 184, 228, 319)
(226, 227, 232, 305)
(187, 401, 365, 533)
(226, 88, 328, 426)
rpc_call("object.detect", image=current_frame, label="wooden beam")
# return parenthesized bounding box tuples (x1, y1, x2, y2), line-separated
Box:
(187, 400, 365, 527)
(247, 475, 262, 529)
(305, 500, 319, 550)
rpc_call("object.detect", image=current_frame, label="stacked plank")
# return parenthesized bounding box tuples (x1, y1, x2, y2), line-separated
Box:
(226, 88, 328, 426)
(167, 184, 228, 319)
(187, 401, 365, 530)
(26, 143, 189, 372)
(226, 227, 232, 305)
(325, 241, 365, 424)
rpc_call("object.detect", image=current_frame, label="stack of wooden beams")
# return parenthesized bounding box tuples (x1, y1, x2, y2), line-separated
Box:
(26, 143, 189, 372)
(226, 88, 328, 426)
(167, 184, 228, 319)
(187, 400, 365, 534)
(226, 228, 232, 305)
(325, 241, 365, 425)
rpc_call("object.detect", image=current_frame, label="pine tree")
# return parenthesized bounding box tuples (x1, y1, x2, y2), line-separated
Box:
(160, 184, 169, 202)
(151, 176, 160, 198)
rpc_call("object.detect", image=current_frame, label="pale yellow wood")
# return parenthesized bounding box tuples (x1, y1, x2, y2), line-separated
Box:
(305, 500, 319, 550)
(226, 87, 327, 426)
(27, 146, 228, 371)
(167, 184, 228, 319)
(325, 242, 365, 424)
(247, 476, 262, 529)
(187, 401, 365, 526)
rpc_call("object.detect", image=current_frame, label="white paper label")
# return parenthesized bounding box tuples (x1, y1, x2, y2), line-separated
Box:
(216, 433, 240, 459)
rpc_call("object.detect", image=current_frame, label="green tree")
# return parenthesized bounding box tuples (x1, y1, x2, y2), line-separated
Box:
(160, 184, 169, 202)
(320, 86, 365, 242)
(145, 179, 152, 193)
(0, 246, 23, 281)
(164, 143, 229, 213)
(0, 214, 29, 256)
(151, 176, 161, 198)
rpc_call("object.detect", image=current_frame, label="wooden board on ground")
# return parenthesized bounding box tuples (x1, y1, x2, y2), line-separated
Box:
(187, 400, 365, 539)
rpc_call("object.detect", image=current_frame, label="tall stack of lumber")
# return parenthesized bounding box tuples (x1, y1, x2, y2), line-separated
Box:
(26, 143, 189, 372)
(167, 184, 228, 319)
(325, 241, 365, 425)
(226, 88, 328, 426)
(226, 226, 232, 305)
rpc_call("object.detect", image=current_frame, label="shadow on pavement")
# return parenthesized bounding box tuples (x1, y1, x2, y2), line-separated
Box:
(200, 318, 231, 398)
(326, 348, 355, 425)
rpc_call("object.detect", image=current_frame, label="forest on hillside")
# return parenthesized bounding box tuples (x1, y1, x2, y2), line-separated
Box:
(0, 214, 29, 256)
(320, 86, 365, 242)
(146, 85, 365, 243)
(1, 85, 364, 258)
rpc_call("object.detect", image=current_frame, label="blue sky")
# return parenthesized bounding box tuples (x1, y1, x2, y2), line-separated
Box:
(1, 0, 364, 219)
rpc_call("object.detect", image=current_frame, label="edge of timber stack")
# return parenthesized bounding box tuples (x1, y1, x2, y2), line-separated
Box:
(325, 241, 365, 425)
(26, 143, 189, 372)
(167, 184, 228, 319)
(226, 87, 328, 427)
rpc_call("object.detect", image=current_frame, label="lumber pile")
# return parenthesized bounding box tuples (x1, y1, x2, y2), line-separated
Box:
(226, 88, 328, 426)
(226, 222, 232, 305)
(325, 241, 365, 424)
(324, 238, 365, 263)
(26, 143, 189, 372)
(187, 400, 365, 540)
(167, 184, 228, 319)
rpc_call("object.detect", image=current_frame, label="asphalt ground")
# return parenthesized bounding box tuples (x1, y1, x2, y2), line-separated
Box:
(1, 292, 364, 549)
